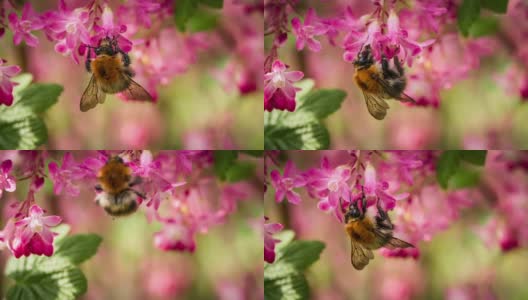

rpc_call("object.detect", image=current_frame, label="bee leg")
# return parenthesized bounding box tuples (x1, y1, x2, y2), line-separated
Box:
(129, 177, 143, 187)
(381, 55, 399, 79)
(375, 200, 394, 230)
(394, 56, 405, 76)
(85, 57, 92, 73)
(120, 50, 131, 67)
(131, 189, 146, 199)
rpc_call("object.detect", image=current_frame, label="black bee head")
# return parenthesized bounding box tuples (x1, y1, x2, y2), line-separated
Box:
(95, 37, 117, 56)
(354, 45, 374, 69)
(345, 201, 363, 222)
(108, 156, 124, 164)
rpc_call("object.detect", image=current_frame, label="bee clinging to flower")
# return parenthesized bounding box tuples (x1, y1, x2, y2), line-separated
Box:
(95, 155, 145, 217)
(80, 37, 153, 112)
(344, 189, 414, 270)
(353, 44, 416, 120)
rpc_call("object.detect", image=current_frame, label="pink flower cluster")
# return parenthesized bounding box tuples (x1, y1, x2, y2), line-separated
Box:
(0, 151, 259, 258)
(0, 154, 62, 258)
(265, 151, 493, 259)
(0, 0, 223, 102)
(475, 151, 528, 252)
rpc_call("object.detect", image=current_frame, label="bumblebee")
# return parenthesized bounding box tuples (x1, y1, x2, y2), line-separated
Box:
(353, 45, 416, 120)
(344, 191, 414, 270)
(80, 37, 153, 112)
(95, 156, 145, 217)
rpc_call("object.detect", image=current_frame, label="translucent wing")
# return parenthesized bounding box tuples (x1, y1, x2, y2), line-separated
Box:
(120, 78, 153, 102)
(370, 72, 417, 104)
(384, 236, 414, 249)
(350, 238, 374, 270)
(363, 91, 389, 120)
(80, 75, 106, 112)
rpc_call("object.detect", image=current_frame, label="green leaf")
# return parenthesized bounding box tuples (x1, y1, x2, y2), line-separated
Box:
(12, 73, 33, 96)
(0, 84, 63, 122)
(264, 272, 309, 300)
(264, 85, 346, 150)
(448, 168, 481, 189)
(457, 0, 481, 36)
(264, 240, 325, 300)
(265, 122, 330, 150)
(481, 0, 508, 13)
(460, 150, 487, 166)
(239, 150, 264, 157)
(54, 234, 103, 265)
(200, 0, 223, 9)
(225, 161, 255, 182)
(174, 0, 198, 31)
(294, 79, 315, 101)
(213, 151, 238, 180)
(468, 16, 499, 37)
(4, 233, 102, 300)
(436, 151, 462, 189)
(0, 117, 47, 149)
(186, 8, 219, 32)
(296, 89, 347, 119)
(274, 240, 325, 271)
(6, 265, 87, 300)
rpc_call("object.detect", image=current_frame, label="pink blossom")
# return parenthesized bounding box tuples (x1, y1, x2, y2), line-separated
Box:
(12, 205, 62, 258)
(92, 5, 132, 52)
(154, 219, 196, 253)
(291, 8, 328, 52)
(264, 217, 283, 263)
(343, 20, 383, 62)
(8, 3, 44, 47)
(305, 158, 352, 220)
(264, 60, 304, 112)
(384, 10, 434, 66)
(0, 59, 22, 106)
(270, 161, 306, 204)
(0, 160, 16, 197)
(43, 0, 91, 63)
(48, 152, 83, 197)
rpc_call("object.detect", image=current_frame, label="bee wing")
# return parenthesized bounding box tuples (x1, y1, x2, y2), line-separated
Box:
(384, 236, 414, 249)
(80, 75, 106, 112)
(350, 238, 374, 270)
(370, 73, 417, 104)
(363, 91, 389, 120)
(120, 77, 153, 102)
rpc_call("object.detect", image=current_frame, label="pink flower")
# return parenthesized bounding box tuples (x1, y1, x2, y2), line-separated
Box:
(264, 217, 283, 263)
(92, 5, 132, 52)
(291, 8, 328, 52)
(0, 160, 16, 197)
(343, 20, 383, 62)
(48, 152, 83, 197)
(12, 205, 62, 258)
(363, 161, 409, 211)
(43, 0, 91, 63)
(384, 10, 434, 66)
(264, 60, 304, 112)
(154, 219, 196, 253)
(270, 161, 306, 204)
(0, 59, 22, 106)
(8, 3, 44, 47)
(305, 158, 352, 220)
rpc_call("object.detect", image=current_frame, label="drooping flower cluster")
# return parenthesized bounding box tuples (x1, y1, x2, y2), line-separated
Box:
(264, 216, 283, 263)
(0, 150, 260, 258)
(1, 0, 259, 102)
(0, 59, 21, 106)
(264, 0, 511, 112)
(265, 151, 528, 260)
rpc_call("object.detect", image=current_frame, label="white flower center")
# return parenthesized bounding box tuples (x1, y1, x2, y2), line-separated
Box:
(30, 218, 43, 233)
(272, 72, 286, 88)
